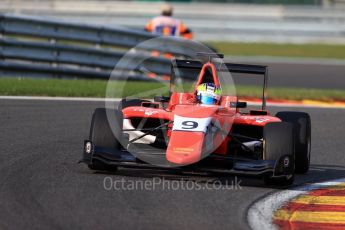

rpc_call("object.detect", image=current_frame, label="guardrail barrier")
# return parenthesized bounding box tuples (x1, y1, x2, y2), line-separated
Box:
(0, 14, 201, 81)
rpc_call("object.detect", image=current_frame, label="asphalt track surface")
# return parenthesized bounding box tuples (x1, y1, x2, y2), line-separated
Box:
(1, 99, 345, 230)
(263, 62, 345, 90)
(233, 61, 345, 90)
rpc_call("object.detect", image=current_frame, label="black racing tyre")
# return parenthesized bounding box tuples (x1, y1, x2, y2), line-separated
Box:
(276, 112, 311, 174)
(118, 99, 150, 111)
(88, 108, 121, 171)
(263, 122, 295, 186)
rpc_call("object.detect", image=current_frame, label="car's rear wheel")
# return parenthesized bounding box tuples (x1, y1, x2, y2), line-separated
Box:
(88, 108, 121, 171)
(276, 112, 311, 174)
(263, 122, 295, 186)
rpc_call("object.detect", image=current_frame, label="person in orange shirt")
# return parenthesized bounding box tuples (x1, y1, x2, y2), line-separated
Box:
(145, 4, 193, 39)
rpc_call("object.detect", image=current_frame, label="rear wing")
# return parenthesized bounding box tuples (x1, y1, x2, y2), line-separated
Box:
(171, 59, 269, 110)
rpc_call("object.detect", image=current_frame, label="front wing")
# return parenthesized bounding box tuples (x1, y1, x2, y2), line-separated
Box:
(81, 140, 286, 178)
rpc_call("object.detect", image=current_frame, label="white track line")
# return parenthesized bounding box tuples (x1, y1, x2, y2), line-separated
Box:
(247, 178, 345, 230)
(248, 101, 345, 109)
(0, 96, 121, 102)
(0, 96, 344, 109)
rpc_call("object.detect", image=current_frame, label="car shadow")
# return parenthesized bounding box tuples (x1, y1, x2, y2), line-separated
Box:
(91, 168, 269, 188)
(294, 164, 345, 185)
(86, 163, 345, 190)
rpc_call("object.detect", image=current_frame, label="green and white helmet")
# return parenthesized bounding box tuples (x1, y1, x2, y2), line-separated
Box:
(196, 83, 222, 105)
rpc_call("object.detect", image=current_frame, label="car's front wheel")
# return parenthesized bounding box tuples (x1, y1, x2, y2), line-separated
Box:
(263, 122, 295, 186)
(276, 112, 311, 174)
(88, 108, 121, 171)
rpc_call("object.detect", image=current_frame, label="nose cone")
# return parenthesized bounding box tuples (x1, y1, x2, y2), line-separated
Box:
(166, 131, 205, 165)
(166, 104, 218, 165)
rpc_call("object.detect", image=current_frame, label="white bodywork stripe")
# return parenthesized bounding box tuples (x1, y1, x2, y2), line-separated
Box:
(123, 119, 156, 144)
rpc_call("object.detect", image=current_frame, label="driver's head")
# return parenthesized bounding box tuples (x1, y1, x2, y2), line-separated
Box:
(161, 4, 173, 16)
(196, 83, 222, 105)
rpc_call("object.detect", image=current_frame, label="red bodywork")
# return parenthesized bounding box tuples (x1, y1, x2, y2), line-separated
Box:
(122, 62, 281, 165)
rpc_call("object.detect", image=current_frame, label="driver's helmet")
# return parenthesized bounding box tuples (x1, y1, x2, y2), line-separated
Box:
(196, 83, 222, 105)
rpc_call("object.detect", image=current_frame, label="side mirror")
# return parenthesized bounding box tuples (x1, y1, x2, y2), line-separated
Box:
(230, 101, 247, 109)
(154, 96, 170, 103)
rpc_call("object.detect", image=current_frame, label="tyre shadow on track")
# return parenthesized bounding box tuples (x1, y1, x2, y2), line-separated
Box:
(294, 164, 345, 185)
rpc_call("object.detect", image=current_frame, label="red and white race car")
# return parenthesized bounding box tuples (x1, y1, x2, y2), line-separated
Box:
(82, 53, 311, 186)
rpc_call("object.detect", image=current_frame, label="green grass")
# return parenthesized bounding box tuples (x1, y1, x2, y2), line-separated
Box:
(0, 78, 169, 98)
(0, 78, 344, 102)
(0, 78, 108, 97)
(208, 42, 345, 59)
(236, 85, 345, 102)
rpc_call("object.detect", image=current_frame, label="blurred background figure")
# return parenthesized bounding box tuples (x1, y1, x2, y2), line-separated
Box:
(145, 3, 193, 39)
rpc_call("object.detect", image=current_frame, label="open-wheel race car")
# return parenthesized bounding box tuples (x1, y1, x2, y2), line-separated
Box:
(82, 53, 311, 186)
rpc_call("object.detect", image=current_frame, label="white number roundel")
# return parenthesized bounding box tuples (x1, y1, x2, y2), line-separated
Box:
(172, 115, 212, 133)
